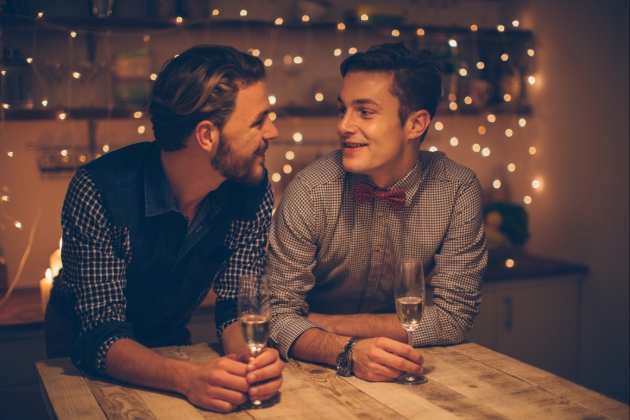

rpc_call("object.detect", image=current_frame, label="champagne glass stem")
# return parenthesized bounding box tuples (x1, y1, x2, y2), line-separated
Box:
(407, 330, 413, 347)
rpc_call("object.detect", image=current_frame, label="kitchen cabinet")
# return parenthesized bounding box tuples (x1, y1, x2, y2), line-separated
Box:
(466, 253, 587, 382)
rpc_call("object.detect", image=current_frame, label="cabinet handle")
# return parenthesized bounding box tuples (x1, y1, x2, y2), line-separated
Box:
(504, 297, 513, 329)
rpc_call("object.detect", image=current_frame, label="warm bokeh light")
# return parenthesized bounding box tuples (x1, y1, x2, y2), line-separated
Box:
(471, 25, 478, 31)
(449, 39, 458, 47)
(285, 151, 295, 160)
(493, 180, 501, 189)
(504, 94, 511, 102)
(302, 15, 310, 22)
(508, 163, 516, 172)
(512, 20, 519, 27)
(212, 9, 219, 15)
(315, 93, 324, 102)
(482, 147, 491, 156)
(417, 28, 425, 36)
(529, 147, 537, 155)
(524, 196, 532, 204)
(58, 112, 67, 120)
(283, 164, 293, 174)
(429, 146, 438, 152)
(464, 96, 472, 104)
(472, 144, 481, 152)
(275, 17, 283, 25)
(532, 180, 540, 188)
(7, 152, 13, 157)
(268, 95, 276, 105)
(15, 221, 22, 229)
(293, 56, 303, 64)
(134, 111, 142, 118)
(478, 126, 486, 135)
(459, 69, 468, 76)
(448, 93, 456, 102)
(176, 16, 183, 23)
(338, 23, 346, 30)
(42, 100, 48, 106)
(138, 125, 145, 134)
(506, 259, 515, 268)
(361, 14, 369, 21)
(497, 25, 505, 32)
(477, 61, 485, 69)
(144, 35, 150, 42)
(519, 118, 527, 127)
(349, 47, 357, 55)
(392, 30, 400, 37)
(271, 173, 281, 182)
(79, 155, 87, 163)
(450, 137, 459, 146)
(72, 72, 81, 79)
(103, 145, 110, 152)
(334, 49, 342, 56)
(293, 132, 303, 142)
(501, 53, 509, 61)
(70, 31, 77, 38)
(528, 76, 536, 84)
(528, 49, 535, 57)
(252, 49, 260, 57)
(449, 102, 458, 111)
(264, 59, 273, 67)
(487, 114, 496, 123)
(240, 10, 247, 17)
(150, 73, 158, 80)
(505, 129, 513, 137)
(435, 122, 444, 130)
(269, 112, 277, 121)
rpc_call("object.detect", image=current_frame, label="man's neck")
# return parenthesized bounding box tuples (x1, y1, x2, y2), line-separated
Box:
(160, 149, 225, 221)
(367, 150, 418, 189)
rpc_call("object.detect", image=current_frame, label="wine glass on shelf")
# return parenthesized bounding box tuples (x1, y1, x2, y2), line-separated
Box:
(238, 274, 273, 408)
(394, 259, 428, 385)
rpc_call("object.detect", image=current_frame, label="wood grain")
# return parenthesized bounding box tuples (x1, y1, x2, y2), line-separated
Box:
(36, 358, 106, 419)
(83, 374, 157, 420)
(449, 342, 630, 420)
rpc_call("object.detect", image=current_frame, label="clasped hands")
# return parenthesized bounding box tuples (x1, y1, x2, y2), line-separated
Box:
(185, 347, 284, 413)
(307, 312, 424, 382)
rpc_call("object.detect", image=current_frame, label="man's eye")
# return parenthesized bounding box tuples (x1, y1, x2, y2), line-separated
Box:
(337, 108, 346, 115)
(360, 109, 373, 116)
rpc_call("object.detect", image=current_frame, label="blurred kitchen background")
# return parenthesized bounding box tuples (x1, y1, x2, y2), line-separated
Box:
(0, 0, 628, 417)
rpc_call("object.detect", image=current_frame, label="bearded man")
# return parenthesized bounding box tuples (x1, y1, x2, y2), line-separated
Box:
(44, 45, 284, 413)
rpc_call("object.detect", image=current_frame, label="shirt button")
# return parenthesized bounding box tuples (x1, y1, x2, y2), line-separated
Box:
(374, 247, 381, 252)
(377, 212, 384, 217)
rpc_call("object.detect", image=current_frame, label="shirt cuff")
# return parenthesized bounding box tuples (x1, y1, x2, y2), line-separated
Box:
(96, 336, 127, 376)
(71, 321, 136, 376)
(269, 314, 325, 361)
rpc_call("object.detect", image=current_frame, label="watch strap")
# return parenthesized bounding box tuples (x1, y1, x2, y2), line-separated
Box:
(343, 337, 362, 353)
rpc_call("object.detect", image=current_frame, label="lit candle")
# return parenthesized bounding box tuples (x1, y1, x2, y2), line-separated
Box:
(50, 238, 62, 278)
(40, 269, 53, 314)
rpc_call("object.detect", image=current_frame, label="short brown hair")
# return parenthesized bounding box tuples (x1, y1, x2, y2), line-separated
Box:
(149, 45, 265, 151)
(340, 43, 442, 143)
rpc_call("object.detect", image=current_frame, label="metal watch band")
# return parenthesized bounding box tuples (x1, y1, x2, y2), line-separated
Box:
(344, 337, 362, 353)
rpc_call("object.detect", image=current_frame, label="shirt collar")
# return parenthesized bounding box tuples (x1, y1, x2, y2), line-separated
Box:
(351, 152, 424, 208)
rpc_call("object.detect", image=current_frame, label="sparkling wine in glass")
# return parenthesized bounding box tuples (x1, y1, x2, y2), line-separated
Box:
(238, 274, 272, 407)
(394, 259, 428, 385)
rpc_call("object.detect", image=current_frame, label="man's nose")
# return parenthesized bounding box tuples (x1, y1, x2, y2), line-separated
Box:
(264, 119, 279, 140)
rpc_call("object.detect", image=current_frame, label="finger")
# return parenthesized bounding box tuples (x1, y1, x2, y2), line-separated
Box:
(201, 398, 240, 414)
(369, 348, 423, 375)
(213, 357, 249, 377)
(249, 376, 283, 399)
(375, 338, 425, 366)
(205, 386, 249, 406)
(247, 348, 280, 371)
(246, 359, 284, 384)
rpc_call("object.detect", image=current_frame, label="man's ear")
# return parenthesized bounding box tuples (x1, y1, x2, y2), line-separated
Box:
(406, 110, 431, 142)
(194, 120, 220, 152)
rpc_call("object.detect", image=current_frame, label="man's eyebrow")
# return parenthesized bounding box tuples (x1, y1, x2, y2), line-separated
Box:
(337, 97, 381, 108)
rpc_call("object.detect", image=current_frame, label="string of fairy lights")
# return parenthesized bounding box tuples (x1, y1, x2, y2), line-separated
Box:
(1, 9, 540, 239)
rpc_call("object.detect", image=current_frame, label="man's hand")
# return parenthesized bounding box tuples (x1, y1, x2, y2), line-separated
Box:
(240, 348, 284, 402)
(352, 337, 424, 382)
(184, 354, 249, 413)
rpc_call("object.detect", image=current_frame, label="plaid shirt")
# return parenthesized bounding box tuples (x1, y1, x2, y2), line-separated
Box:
(267, 150, 487, 360)
(56, 157, 272, 375)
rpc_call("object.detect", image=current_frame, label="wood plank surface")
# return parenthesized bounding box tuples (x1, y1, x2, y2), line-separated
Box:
(449, 342, 630, 420)
(422, 345, 612, 420)
(83, 375, 157, 420)
(36, 358, 106, 419)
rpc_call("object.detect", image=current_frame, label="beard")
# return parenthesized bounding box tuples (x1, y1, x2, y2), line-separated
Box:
(210, 134, 266, 186)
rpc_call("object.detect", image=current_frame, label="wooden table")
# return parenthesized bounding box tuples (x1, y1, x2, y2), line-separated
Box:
(36, 342, 628, 420)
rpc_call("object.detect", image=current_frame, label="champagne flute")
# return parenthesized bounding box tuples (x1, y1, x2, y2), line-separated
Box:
(394, 259, 428, 385)
(238, 274, 272, 408)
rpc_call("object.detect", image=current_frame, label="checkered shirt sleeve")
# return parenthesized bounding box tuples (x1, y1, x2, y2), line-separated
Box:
(59, 169, 133, 375)
(213, 181, 274, 340)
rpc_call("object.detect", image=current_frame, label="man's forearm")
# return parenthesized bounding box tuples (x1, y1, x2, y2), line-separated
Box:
(308, 313, 408, 343)
(290, 328, 350, 366)
(105, 338, 196, 395)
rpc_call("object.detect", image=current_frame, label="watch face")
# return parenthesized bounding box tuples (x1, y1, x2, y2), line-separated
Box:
(336, 352, 352, 376)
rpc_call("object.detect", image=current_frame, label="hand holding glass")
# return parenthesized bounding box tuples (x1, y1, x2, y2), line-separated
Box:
(394, 259, 427, 385)
(238, 274, 272, 407)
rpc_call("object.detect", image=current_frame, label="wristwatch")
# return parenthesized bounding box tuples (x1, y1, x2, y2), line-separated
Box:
(336, 337, 363, 376)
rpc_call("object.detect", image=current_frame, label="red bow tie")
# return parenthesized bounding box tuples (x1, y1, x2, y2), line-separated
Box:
(354, 183, 406, 211)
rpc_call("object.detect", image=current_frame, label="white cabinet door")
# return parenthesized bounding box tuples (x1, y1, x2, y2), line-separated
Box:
(467, 275, 581, 382)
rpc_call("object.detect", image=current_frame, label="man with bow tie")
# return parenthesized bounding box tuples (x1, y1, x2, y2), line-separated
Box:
(266, 43, 487, 381)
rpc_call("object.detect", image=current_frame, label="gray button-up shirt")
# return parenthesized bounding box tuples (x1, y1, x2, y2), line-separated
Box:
(267, 150, 487, 360)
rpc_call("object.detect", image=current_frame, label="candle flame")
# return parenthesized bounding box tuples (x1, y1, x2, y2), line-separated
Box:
(46, 268, 52, 280)
(59, 238, 63, 249)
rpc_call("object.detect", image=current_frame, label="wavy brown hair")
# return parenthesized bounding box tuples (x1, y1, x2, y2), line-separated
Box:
(149, 45, 265, 151)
